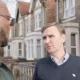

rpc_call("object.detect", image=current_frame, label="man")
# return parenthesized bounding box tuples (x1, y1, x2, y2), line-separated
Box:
(0, 1, 14, 80)
(32, 23, 80, 80)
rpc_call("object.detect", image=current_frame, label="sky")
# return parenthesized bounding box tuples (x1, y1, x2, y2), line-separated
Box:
(3, 0, 17, 18)
(27, 0, 30, 2)
(19, 0, 31, 2)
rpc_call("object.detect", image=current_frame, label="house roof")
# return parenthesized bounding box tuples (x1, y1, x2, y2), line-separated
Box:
(18, 1, 30, 16)
(0, 0, 10, 16)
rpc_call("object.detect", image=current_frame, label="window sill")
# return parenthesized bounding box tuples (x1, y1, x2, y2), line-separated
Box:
(63, 16, 76, 23)
(34, 28, 41, 31)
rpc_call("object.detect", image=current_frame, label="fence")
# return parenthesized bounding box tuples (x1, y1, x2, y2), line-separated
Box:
(19, 63, 35, 80)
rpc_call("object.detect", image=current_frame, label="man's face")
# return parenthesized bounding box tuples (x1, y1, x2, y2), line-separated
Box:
(42, 26, 65, 54)
(0, 16, 10, 47)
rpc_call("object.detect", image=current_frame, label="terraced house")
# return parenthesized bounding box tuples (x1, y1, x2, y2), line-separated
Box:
(4, 1, 30, 61)
(4, 0, 80, 62)
(4, 0, 56, 61)
(25, 0, 56, 60)
(3, 0, 56, 80)
(3, 0, 80, 80)
(56, 0, 80, 56)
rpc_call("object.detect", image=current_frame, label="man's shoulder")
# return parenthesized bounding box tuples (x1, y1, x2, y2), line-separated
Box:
(70, 55, 80, 63)
(36, 56, 50, 65)
(0, 63, 7, 67)
(0, 63, 10, 70)
(71, 55, 80, 60)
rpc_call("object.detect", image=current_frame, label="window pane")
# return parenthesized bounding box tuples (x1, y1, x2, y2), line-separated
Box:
(70, 7, 75, 16)
(64, 0, 69, 18)
(31, 39, 33, 57)
(70, 0, 75, 6)
(71, 34, 76, 46)
(65, 0, 68, 9)
(28, 40, 30, 57)
(8, 51, 10, 56)
(8, 45, 10, 57)
(8, 45, 10, 49)
(38, 12, 41, 27)
(70, 0, 75, 16)
(37, 39, 41, 59)
(71, 48, 76, 55)
(19, 43, 22, 49)
(19, 50, 22, 56)
(25, 19, 28, 33)
(35, 14, 38, 29)
(37, 39, 40, 44)
(37, 46, 41, 58)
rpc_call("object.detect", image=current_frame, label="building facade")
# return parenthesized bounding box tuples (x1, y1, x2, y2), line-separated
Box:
(4, 0, 56, 61)
(56, 0, 80, 56)
(4, 1, 30, 60)
(25, 0, 56, 60)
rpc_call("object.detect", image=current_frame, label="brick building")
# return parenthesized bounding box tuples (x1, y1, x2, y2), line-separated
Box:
(56, 0, 80, 56)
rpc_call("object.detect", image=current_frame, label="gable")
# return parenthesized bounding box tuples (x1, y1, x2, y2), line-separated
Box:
(29, 0, 42, 12)
(35, 0, 41, 8)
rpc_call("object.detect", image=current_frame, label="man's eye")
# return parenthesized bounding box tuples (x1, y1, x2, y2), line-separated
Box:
(5, 16, 10, 20)
(6, 17, 10, 20)
(43, 36, 46, 40)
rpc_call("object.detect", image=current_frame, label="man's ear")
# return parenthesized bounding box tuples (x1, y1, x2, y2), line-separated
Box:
(61, 34, 66, 43)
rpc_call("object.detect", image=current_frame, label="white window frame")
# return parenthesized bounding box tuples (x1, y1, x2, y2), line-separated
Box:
(26, 36, 43, 60)
(25, 17, 28, 34)
(36, 0, 41, 7)
(27, 39, 33, 59)
(36, 39, 41, 59)
(64, 0, 75, 18)
(35, 9, 41, 30)
(30, 39, 33, 58)
(27, 40, 30, 57)
(19, 21, 23, 36)
(9, 27, 12, 39)
(27, 15, 31, 33)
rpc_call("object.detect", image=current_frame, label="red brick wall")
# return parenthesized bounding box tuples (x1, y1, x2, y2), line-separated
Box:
(45, 0, 56, 24)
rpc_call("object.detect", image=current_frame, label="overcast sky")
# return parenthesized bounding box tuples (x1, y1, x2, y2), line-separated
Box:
(19, 0, 31, 2)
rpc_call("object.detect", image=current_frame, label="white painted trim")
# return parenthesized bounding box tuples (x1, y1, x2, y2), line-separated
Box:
(34, 9, 41, 30)
(29, 0, 33, 12)
(25, 35, 43, 60)
(25, 16, 28, 20)
(25, 32, 42, 37)
(62, 22, 79, 27)
(34, 28, 41, 31)
(63, 16, 76, 23)
(65, 27, 79, 56)
(18, 19, 23, 23)
(35, 0, 41, 8)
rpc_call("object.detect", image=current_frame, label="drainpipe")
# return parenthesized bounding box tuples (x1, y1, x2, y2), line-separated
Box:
(56, 0, 59, 23)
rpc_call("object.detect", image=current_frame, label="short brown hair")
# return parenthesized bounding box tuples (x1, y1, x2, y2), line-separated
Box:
(41, 23, 65, 34)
